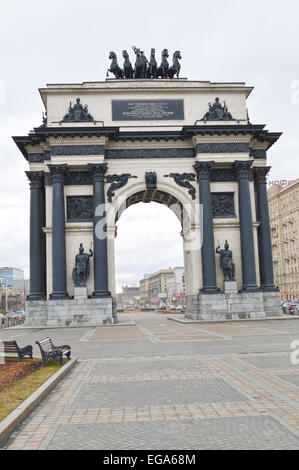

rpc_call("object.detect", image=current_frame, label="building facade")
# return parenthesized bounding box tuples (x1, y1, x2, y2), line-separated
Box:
(122, 285, 140, 305)
(139, 275, 150, 304)
(268, 180, 299, 301)
(0, 267, 24, 289)
(14, 69, 282, 325)
(167, 267, 185, 306)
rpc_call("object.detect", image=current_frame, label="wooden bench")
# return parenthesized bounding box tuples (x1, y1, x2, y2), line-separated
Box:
(35, 337, 71, 367)
(0, 340, 33, 361)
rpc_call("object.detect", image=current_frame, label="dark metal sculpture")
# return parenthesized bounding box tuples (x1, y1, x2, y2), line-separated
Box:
(202, 97, 234, 121)
(211, 193, 235, 218)
(107, 48, 181, 79)
(168, 51, 182, 78)
(157, 49, 169, 78)
(106, 174, 138, 202)
(122, 50, 134, 78)
(216, 240, 236, 281)
(107, 51, 124, 79)
(39, 111, 47, 128)
(62, 98, 94, 122)
(132, 46, 147, 78)
(67, 196, 93, 221)
(145, 172, 157, 190)
(72, 243, 93, 286)
(164, 173, 196, 200)
(147, 48, 157, 78)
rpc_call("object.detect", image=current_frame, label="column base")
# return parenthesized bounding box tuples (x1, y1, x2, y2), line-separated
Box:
(49, 292, 70, 300)
(27, 293, 46, 301)
(200, 287, 221, 294)
(240, 285, 260, 293)
(92, 290, 111, 299)
(261, 285, 280, 292)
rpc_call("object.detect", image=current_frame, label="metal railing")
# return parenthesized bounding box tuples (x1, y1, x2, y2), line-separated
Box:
(0, 316, 25, 329)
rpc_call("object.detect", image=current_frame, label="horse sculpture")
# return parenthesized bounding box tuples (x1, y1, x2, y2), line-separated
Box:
(107, 48, 182, 79)
(106, 51, 124, 79)
(146, 48, 157, 78)
(156, 49, 169, 78)
(122, 50, 134, 78)
(132, 46, 147, 78)
(168, 51, 182, 78)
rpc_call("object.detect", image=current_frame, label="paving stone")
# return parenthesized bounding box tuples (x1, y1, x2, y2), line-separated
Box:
(41, 416, 299, 450)
(239, 354, 297, 369)
(89, 358, 209, 376)
(278, 375, 299, 388)
(69, 378, 248, 409)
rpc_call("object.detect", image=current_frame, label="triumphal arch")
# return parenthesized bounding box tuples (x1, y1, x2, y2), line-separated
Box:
(14, 48, 282, 326)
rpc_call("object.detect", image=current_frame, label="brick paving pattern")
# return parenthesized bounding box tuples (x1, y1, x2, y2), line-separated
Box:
(1, 312, 299, 450)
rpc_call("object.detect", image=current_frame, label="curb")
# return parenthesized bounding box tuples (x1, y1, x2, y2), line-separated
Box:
(167, 315, 299, 324)
(0, 357, 77, 448)
(7, 322, 136, 330)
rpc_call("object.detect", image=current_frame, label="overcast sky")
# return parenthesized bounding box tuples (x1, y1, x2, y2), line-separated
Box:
(0, 0, 298, 291)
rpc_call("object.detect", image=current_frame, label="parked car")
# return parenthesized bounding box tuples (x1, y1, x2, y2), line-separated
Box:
(282, 301, 299, 315)
(14, 311, 25, 322)
(7, 311, 16, 318)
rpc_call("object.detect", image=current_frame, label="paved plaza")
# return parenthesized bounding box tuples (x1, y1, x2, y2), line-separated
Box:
(1, 312, 299, 450)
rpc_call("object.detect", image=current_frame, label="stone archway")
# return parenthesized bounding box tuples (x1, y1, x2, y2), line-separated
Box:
(106, 182, 202, 315)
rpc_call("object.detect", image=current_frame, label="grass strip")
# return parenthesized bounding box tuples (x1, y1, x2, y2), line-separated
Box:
(0, 360, 67, 422)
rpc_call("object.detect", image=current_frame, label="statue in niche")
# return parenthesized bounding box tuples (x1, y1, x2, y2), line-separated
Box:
(216, 240, 236, 281)
(72, 243, 93, 286)
(202, 97, 234, 121)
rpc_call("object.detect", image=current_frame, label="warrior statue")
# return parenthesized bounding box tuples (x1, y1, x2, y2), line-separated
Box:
(72, 243, 93, 286)
(216, 240, 236, 281)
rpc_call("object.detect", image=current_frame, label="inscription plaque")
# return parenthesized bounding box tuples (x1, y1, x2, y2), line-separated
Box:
(112, 100, 184, 121)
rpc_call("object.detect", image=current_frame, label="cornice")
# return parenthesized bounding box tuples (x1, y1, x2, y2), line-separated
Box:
(13, 124, 282, 161)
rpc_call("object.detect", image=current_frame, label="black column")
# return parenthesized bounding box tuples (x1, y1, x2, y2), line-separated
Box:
(233, 161, 258, 292)
(193, 161, 218, 293)
(88, 164, 111, 298)
(254, 167, 277, 291)
(26, 171, 46, 300)
(48, 164, 69, 300)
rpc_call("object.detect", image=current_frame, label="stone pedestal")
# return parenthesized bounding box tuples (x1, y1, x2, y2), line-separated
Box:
(185, 291, 267, 320)
(224, 281, 238, 294)
(74, 286, 87, 300)
(262, 290, 282, 316)
(24, 297, 113, 327)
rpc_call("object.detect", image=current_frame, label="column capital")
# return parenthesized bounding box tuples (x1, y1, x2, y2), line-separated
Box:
(25, 171, 44, 189)
(47, 164, 68, 184)
(233, 160, 253, 179)
(253, 166, 271, 184)
(193, 161, 215, 180)
(88, 163, 108, 182)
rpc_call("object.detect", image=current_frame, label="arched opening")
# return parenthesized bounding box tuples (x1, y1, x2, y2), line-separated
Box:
(114, 190, 187, 312)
